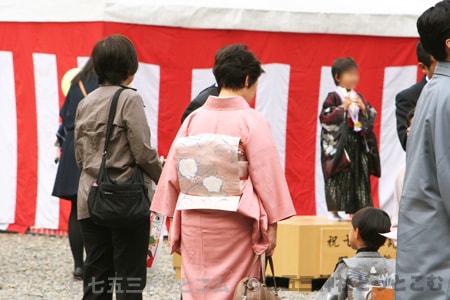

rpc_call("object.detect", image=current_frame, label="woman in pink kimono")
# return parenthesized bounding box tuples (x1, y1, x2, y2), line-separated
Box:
(150, 44, 296, 300)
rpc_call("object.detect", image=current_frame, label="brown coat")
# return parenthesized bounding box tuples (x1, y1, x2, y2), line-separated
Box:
(75, 85, 162, 220)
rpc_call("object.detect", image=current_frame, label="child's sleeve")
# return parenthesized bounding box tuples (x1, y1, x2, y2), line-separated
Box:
(320, 93, 346, 126)
(315, 262, 348, 300)
(358, 94, 376, 133)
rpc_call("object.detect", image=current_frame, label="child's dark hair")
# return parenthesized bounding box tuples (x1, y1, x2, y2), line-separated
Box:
(417, 0, 450, 62)
(416, 42, 433, 68)
(331, 57, 358, 85)
(351, 207, 391, 250)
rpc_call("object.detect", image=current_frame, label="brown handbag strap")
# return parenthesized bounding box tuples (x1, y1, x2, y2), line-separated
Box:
(262, 254, 278, 291)
(78, 80, 87, 97)
(246, 253, 279, 293)
(246, 254, 261, 277)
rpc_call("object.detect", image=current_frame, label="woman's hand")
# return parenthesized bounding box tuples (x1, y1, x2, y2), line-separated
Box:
(266, 223, 278, 256)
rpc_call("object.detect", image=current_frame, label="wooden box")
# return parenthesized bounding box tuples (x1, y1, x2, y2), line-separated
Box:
(271, 216, 396, 291)
(172, 216, 397, 291)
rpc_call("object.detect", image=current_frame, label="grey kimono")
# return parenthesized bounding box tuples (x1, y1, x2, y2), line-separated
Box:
(396, 62, 450, 299)
(315, 252, 395, 300)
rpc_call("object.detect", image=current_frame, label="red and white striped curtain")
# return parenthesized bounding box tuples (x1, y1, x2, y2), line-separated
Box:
(0, 22, 418, 233)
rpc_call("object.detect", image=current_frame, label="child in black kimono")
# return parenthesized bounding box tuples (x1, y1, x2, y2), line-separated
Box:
(320, 57, 380, 221)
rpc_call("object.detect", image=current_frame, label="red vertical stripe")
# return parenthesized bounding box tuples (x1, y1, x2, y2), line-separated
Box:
(14, 49, 38, 230)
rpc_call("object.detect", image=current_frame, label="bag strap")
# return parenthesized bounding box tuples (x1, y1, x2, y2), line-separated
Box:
(103, 88, 125, 154)
(246, 254, 261, 278)
(261, 254, 278, 288)
(246, 253, 279, 292)
(266, 256, 279, 294)
(97, 86, 133, 180)
(78, 80, 88, 97)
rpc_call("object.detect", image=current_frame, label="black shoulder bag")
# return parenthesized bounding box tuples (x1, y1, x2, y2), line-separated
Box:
(87, 87, 150, 228)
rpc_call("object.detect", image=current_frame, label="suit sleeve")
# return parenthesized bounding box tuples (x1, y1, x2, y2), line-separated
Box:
(181, 100, 205, 123)
(395, 91, 415, 151)
(122, 93, 162, 184)
(435, 95, 450, 222)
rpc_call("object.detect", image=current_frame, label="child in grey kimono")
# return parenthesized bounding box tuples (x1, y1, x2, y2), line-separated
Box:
(315, 207, 395, 300)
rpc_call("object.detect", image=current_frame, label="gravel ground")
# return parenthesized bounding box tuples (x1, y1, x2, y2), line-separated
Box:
(0, 232, 317, 300)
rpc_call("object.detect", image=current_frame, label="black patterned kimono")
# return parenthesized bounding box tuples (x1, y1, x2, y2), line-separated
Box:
(320, 91, 380, 214)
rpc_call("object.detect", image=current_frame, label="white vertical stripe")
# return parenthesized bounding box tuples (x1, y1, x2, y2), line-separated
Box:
(315, 66, 335, 216)
(33, 53, 60, 229)
(191, 68, 215, 100)
(132, 63, 160, 149)
(77, 56, 89, 69)
(256, 64, 290, 168)
(0, 51, 17, 225)
(379, 66, 417, 216)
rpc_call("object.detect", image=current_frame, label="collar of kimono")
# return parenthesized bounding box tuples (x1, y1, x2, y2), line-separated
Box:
(356, 247, 379, 253)
(203, 95, 250, 110)
(335, 86, 357, 101)
(354, 251, 384, 261)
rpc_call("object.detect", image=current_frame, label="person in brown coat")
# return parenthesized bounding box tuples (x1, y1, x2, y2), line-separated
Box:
(75, 35, 161, 300)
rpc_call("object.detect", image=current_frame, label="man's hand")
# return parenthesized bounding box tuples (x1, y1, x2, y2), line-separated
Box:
(266, 223, 278, 257)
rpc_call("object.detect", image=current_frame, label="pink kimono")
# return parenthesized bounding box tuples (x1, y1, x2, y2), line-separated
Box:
(150, 96, 296, 300)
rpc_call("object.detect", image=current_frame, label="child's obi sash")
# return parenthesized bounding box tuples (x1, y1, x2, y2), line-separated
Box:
(174, 133, 248, 212)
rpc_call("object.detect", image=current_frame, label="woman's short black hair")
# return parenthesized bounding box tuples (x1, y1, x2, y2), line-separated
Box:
(416, 42, 433, 68)
(91, 35, 139, 85)
(213, 43, 264, 90)
(417, 1, 450, 62)
(351, 207, 391, 250)
(331, 57, 358, 85)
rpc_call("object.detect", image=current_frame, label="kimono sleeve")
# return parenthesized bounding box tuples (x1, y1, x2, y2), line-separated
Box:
(245, 115, 296, 224)
(315, 262, 348, 300)
(150, 121, 188, 218)
(320, 92, 345, 126)
(357, 94, 376, 133)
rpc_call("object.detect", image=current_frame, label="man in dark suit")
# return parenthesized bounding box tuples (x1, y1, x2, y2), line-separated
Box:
(395, 42, 436, 150)
(181, 83, 219, 123)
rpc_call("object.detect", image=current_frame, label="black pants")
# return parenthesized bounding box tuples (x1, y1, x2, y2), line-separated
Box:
(68, 198, 84, 269)
(79, 217, 149, 300)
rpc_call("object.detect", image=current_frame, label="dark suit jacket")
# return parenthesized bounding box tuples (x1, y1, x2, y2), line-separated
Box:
(181, 84, 219, 123)
(395, 76, 427, 150)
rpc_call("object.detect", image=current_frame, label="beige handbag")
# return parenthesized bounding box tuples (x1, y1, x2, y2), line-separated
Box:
(233, 254, 281, 300)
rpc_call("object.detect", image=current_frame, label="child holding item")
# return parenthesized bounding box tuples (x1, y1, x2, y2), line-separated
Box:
(320, 57, 380, 221)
